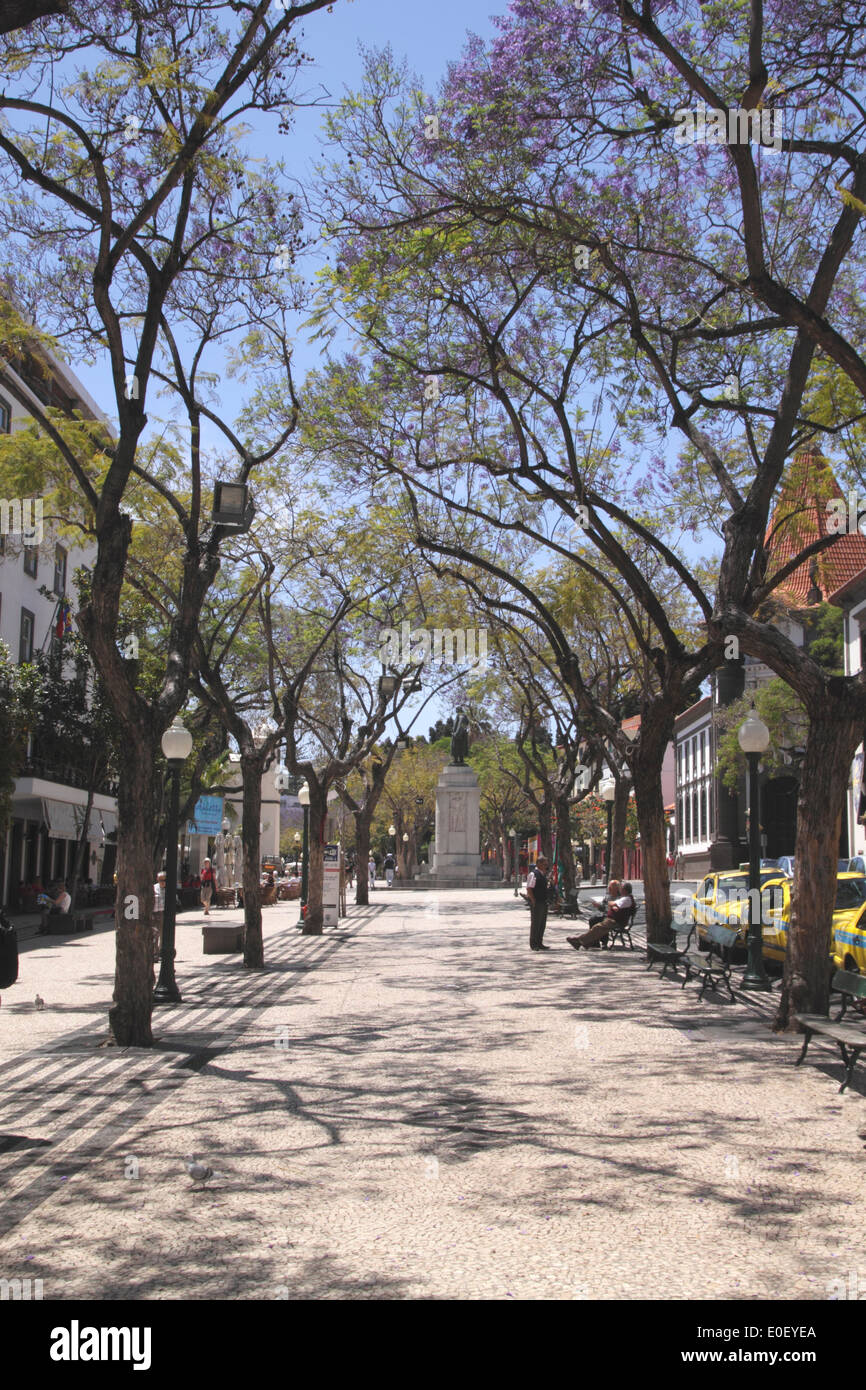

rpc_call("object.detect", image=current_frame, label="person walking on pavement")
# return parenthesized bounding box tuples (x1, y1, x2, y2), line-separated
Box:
(383, 851, 396, 887)
(368, 854, 376, 890)
(526, 855, 551, 951)
(200, 858, 215, 915)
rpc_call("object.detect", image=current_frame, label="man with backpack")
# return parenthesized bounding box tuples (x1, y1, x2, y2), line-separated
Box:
(383, 851, 396, 887)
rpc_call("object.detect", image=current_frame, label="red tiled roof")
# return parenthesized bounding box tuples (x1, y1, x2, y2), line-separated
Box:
(764, 453, 866, 606)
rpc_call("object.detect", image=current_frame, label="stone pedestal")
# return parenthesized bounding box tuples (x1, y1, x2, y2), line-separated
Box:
(432, 763, 481, 886)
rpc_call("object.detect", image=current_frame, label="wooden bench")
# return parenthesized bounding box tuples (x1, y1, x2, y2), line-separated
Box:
(681, 921, 739, 1002)
(646, 920, 695, 977)
(202, 922, 244, 954)
(39, 907, 113, 935)
(602, 904, 637, 951)
(214, 887, 236, 909)
(831, 969, 866, 1021)
(793, 1013, 866, 1093)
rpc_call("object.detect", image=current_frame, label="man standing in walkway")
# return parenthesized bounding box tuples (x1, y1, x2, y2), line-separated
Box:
(526, 855, 550, 951)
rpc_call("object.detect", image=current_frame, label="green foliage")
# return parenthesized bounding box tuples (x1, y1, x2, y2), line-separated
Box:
(715, 679, 808, 792)
(0, 639, 43, 831)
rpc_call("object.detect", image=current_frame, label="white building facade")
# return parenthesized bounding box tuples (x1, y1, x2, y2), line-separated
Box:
(829, 569, 866, 862)
(0, 345, 118, 908)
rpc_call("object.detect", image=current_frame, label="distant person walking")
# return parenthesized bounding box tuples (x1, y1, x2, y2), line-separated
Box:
(200, 858, 214, 916)
(526, 855, 551, 951)
(383, 851, 396, 888)
(368, 855, 376, 890)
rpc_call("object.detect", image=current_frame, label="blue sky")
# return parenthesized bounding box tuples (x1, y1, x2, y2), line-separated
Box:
(70, 0, 507, 421)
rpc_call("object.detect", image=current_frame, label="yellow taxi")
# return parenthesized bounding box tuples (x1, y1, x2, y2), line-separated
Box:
(755, 872, 866, 969)
(828, 874, 866, 972)
(692, 869, 789, 957)
(692, 870, 866, 969)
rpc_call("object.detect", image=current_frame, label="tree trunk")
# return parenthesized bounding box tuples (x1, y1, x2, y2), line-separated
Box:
(71, 773, 97, 902)
(303, 788, 327, 934)
(109, 739, 158, 1047)
(240, 753, 264, 968)
(629, 705, 672, 946)
(354, 807, 371, 905)
(775, 703, 860, 1029)
(610, 778, 629, 881)
(539, 795, 554, 862)
(554, 793, 575, 895)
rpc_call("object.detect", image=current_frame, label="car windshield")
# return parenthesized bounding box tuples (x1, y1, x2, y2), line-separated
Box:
(835, 878, 866, 911)
(715, 871, 783, 897)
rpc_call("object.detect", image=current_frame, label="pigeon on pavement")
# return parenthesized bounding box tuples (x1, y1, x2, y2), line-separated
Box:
(184, 1154, 226, 1185)
(35, 995, 45, 1011)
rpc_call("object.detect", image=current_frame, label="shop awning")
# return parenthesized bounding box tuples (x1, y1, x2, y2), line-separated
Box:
(42, 799, 99, 842)
(99, 809, 118, 840)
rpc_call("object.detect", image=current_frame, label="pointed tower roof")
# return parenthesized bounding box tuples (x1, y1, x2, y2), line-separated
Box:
(764, 451, 866, 607)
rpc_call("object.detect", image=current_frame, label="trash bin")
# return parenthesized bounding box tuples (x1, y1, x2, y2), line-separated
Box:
(0, 910, 19, 989)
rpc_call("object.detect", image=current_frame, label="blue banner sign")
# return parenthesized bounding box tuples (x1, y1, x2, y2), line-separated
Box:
(187, 795, 225, 836)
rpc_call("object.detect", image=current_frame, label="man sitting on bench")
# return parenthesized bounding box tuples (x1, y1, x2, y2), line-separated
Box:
(566, 881, 634, 950)
(47, 881, 72, 916)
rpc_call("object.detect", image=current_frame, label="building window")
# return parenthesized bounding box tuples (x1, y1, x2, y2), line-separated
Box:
(685, 793, 691, 842)
(23, 545, 38, 579)
(53, 544, 67, 596)
(0, 396, 10, 434)
(700, 787, 707, 840)
(19, 608, 34, 664)
(692, 790, 699, 843)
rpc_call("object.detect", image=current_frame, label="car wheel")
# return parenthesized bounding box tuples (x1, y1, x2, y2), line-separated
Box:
(844, 955, 860, 974)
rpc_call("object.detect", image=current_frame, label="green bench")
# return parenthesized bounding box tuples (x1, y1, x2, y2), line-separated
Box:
(646, 919, 695, 978)
(793, 1012, 866, 1093)
(832, 969, 866, 1021)
(602, 903, 637, 951)
(681, 921, 740, 1002)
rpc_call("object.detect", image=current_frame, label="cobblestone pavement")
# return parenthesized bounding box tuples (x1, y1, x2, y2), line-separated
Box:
(0, 890, 864, 1301)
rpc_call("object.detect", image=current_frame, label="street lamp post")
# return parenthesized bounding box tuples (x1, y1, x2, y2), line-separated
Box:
(738, 708, 772, 991)
(600, 778, 616, 881)
(510, 827, 518, 896)
(154, 716, 193, 1005)
(297, 783, 311, 927)
(389, 823, 396, 855)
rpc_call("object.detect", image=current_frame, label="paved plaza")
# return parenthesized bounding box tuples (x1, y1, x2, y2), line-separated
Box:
(0, 889, 864, 1301)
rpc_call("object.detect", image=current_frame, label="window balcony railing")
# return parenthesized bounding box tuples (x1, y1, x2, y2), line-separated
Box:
(19, 754, 118, 799)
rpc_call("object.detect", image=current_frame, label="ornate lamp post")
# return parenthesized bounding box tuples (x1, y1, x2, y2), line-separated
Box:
(389, 822, 397, 855)
(154, 716, 193, 1005)
(600, 777, 616, 880)
(293, 830, 301, 874)
(402, 829, 409, 877)
(738, 707, 772, 991)
(297, 782, 311, 926)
